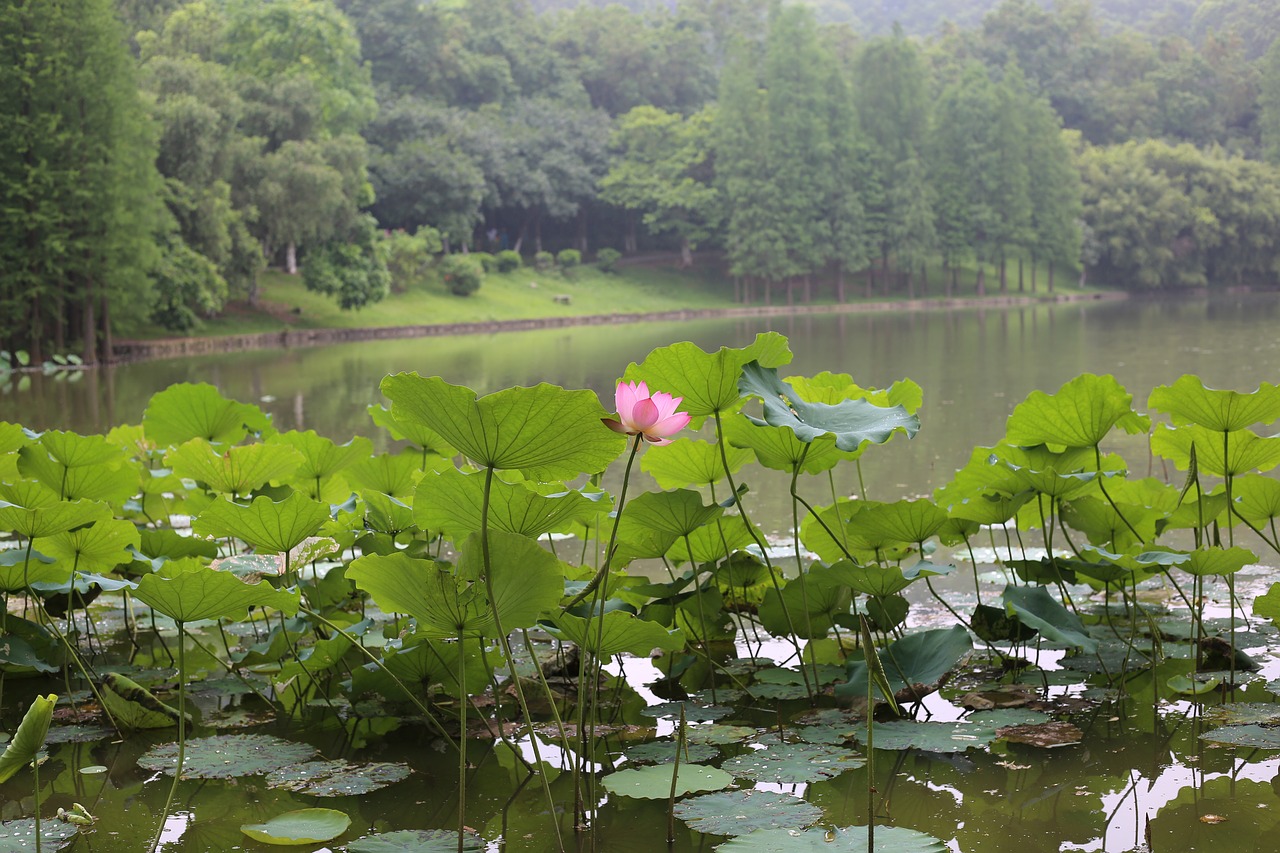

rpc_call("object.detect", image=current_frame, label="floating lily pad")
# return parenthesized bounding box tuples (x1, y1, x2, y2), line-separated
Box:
(685, 725, 757, 745)
(641, 701, 732, 722)
(265, 759, 412, 796)
(967, 709, 1052, 729)
(959, 684, 1037, 711)
(1200, 724, 1280, 749)
(624, 741, 718, 765)
(745, 683, 810, 701)
(0, 818, 79, 851)
(998, 721, 1084, 748)
(43, 723, 114, 745)
(139, 734, 318, 779)
(716, 825, 947, 851)
(346, 829, 486, 852)
(675, 790, 823, 836)
(721, 741, 858, 783)
(1206, 704, 1280, 726)
(602, 763, 733, 798)
(858, 720, 997, 753)
(241, 807, 351, 845)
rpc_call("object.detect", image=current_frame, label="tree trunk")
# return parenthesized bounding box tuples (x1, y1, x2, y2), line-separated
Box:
(764, 280, 772, 306)
(54, 295, 65, 354)
(836, 264, 845, 303)
(514, 216, 529, 254)
(949, 264, 957, 297)
(976, 265, 986, 297)
(286, 242, 298, 275)
(625, 216, 637, 254)
(1031, 255, 1038, 293)
(919, 263, 928, 298)
(803, 275, 811, 303)
(999, 255, 1007, 294)
(786, 280, 794, 306)
(27, 293, 43, 365)
(680, 236, 693, 268)
(81, 280, 97, 366)
(100, 289, 112, 363)
(906, 267, 915, 300)
(534, 214, 543, 254)
(1018, 256, 1024, 293)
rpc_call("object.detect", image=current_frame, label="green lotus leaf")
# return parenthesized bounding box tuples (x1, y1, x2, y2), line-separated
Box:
(1180, 546, 1256, 577)
(1060, 496, 1158, 552)
(139, 733, 318, 779)
(134, 558, 300, 623)
(799, 499, 876, 562)
(143, 383, 271, 446)
(722, 415, 846, 474)
(667, 514, 757, 564)
(759, 570, 850, 640)
(167, 439, 304, 496)
(1001, 585, 1097, 651)
(541, 610, 685, 657)
(1156, 493, 1230, 533)
(602, 763, 733, 798)
(1149, 375, 1280, 432)
(264, 759, 411, 797)
(0, 817, 80, 850)
(413, 467, 602, 540)
(1168, 674, 1221, 695)
(717, 825, 947, 852)
(1251, 582, 1280, 629)
(851, 499, 950, 546)
(35, 517, 140, 575)
(1006, 373, 1149, 448)
(1233, 474, 1280, 525)
(0, 632, 59, 673)
(641, 437, 753, 488)
(1206, 703, 1280, 725)
(347, 829, 485, 852)
(367, 403, 457, 457)
(1081, 545, 1188, 575)
(738, 362, 918, 452)
(193, 492, 329, 554)
(100, 672, 183, 731)
(270, 430, 372, 484)
(824, 560, 950, 597)
(0, 422, 27, 454)
(33, 429, 124, 469)
(839, 625, 973, 701)
(135, 529, 220, 562)
(625, 741, 718, 765)
(640, 701, 732, 722)
(0, 693, 56, 783)
(712, 552, 773, 590)
(381, 375, 624, 479)
(988, 444, 1102, 501)
(1151, 423, 1280, 477)
(346, 451, 423, 499)
(620, 489, 722, 538)
(241, 808, 351, 845)
(361, 490, 416, 535)
(721, 739, 859, 783)
(1200, 724, 1280, 749)
(861, 718, 1000, 752)
(17, 443, 137, 504)
(624, 332, 792, 420)
(675, 790, 823, 836)
(0, 551, 67, 593)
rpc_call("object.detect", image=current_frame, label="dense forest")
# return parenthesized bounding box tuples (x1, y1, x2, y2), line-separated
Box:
(7, 0, 1280, 360)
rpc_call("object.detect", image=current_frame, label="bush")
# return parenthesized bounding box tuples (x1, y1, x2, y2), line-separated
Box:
(595, 247, 622, 273)
(472, 252, 496, 273)
(379, 228, 440, 293)
(496, 250, 522, 273)
(534, 251, 555, 271)
(439, 254, 484, 296)
(556, 248, 581, 268)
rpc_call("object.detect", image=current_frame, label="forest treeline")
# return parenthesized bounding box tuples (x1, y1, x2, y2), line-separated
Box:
(6, 0, 1280, 361)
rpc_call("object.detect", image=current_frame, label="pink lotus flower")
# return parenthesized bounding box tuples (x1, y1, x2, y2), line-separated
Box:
(603, 381, 690, 446)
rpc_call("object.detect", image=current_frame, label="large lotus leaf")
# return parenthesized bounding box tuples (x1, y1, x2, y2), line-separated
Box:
(1180, 546, 1256, 577)
(0, 818, 80, 850)
(17, 445, 137, 504)
(352, 637, 492, 700)
(858, 718, 999, 753)
(641, 437, 752, 489)
(1060, 496, 1158, 552)
(412, 467, 601, 540)
(542, 610, 685, 657)
(1149, 375, 1280, 432)
(717, 825, 947, 852)
(722, 415, 846, 474)
(988, 444, 1102, 501)
(35, 430, 124, 469)
(641, 701, 733, 722)
(367, 403, 457, 456)
(193, 492, 328, 554)
(943, 492, 1027, 527)
(167, 439, 304, 496)
(143, 383, 271, 446)
(100, 672, 182, 731)
(0, 422, 26, 453)
(620, 489, 722, 538)
(738, 362, 918, 452)
(348, 552, 486, 637)
(0, 631, 59, 673)
(271, 431, 371, 481)
(667, 514, 757, 564)
(1206, 703, 1280, 725)
(1234, 474, 1280, 524)
(1151, 423, 1280, 477)
(825, 559, 951, 597)
(625, 741, 718, 764)
(1080, 546, 1188, 576)
(851, 499, 949, 547)
(139, 733, 318, 778)
(346, 452, 422, 499)
(1199, 724, 1280, 749)
(0, 494, 111, 541)
(1001, 585, 1097, 651)
(759, 570, 850, 640)
(361, 491, 416, 535)
(1006, 373, 1149, 448)
(799, 499, 877, 562)
(0, 693, 56, 783)
(35, 517, 139, 574)
(134, 558, 300, 623)
(1251, 582, 1280, 629)
(211, 537, 338, 580)
(381, 375, 624, 479)
(712, 552, 773, 590)
(838, 625, 973, 701)
(721, 740, 859, 783)
(347, 829, 485, 852)
(675, 790, 822, 836)
(0, 551, 67, 593)
(135, 529, 220, 561)
(241, 808, 350, 845)
(788, 374, 923, 415)
(602, 763, 733, 798)
(264, 759, 411, 796)
(623, 333, 792, 419)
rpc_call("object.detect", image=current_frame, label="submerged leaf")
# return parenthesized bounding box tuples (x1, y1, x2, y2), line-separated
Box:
(240, 808, 350, 845)
(602, 763, 733, 798)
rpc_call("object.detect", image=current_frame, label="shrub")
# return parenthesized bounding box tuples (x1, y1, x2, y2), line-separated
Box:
(379, 228, 440, 292)
(472, 252, 496, 273)
(496, 250, 522, 273)
(439, 254, 484, 297)
(556, 248, 581, 268)
(595, 247, 622, 273)
(534, 251, 555, 271)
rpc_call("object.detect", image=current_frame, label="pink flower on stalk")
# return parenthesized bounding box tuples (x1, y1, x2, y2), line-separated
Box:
(603, 381, 690, 446)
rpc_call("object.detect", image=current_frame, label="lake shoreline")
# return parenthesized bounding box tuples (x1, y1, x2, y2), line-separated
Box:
(112, 289, 1126, 363)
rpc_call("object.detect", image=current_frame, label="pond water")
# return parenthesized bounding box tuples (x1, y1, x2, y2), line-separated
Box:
(3, 292, 1280, 853)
